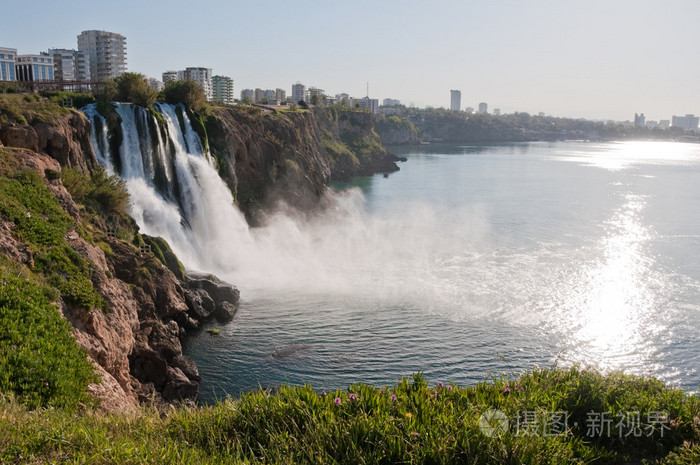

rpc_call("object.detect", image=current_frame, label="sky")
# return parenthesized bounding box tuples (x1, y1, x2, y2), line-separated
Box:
(4, 0, 699, 121)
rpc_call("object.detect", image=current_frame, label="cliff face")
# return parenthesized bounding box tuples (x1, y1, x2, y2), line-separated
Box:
(374, 115, 422, 146)
(0, 96, 97, 172)
(0, 97, 401, 410)
(205, 107, 331, 219)
(204, 106, 402, 220)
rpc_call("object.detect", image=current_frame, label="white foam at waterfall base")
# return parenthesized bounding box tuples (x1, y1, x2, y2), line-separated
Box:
(86, 103, 509, 314)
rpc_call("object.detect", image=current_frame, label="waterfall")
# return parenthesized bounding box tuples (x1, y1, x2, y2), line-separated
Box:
(81, 102, 456, 302)
(83, 102, 253, 274)
(82, 104, 113, 173)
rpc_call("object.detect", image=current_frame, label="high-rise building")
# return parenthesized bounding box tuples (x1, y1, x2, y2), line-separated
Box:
(240, 89, 254, 102)
(254, 88, 264, 103)
(212, 75, 234, 105)
(0, 47, 17, 81)
(148, 78, 163, 92)
(184, 67, 212, 100)
(15, 54, 54, 82)
(671, 114, 699, 131)
(478, 102, 488, 114)
(47, 49, 90, 81)
(162, 70, 179, 83)
(450, 90, 461, 111)
(634, 113, 646, 127)
(355, 97, 379, 114)
(77, 30, 127, 81)
(275, 88, 286, 102)
(292, 83, 306, 104)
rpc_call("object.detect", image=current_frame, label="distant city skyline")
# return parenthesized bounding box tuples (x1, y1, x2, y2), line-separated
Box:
(3, 0, 699, 122)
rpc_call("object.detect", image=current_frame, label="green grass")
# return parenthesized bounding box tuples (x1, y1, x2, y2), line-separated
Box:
(0, 93, 73, 125)
(0, 168, 106, 310)
(0, 268, 98, 411)
(0, 367, 698, 464)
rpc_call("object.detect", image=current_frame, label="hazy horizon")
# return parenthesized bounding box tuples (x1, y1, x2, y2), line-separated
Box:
(4, 0, 699, 122)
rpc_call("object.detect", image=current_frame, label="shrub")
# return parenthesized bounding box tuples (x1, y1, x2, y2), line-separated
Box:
(62, 167, 129, 218)
(162, 79, 207, 112)
(114, 72, 157, 107)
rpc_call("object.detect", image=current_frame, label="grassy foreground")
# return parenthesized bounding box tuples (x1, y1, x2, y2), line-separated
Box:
(1, 367, 699, 464)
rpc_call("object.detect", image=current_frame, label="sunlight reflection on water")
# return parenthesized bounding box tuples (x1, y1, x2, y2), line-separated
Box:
(554, 141, 700, 171)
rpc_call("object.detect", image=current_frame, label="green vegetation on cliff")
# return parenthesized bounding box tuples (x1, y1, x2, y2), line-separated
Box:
(0, 94, 72, 125)
(0, 268, 98, 410)
(1, 367, 698, 464)
(403, 108, 694, 143)
(0, 164, 105, 310)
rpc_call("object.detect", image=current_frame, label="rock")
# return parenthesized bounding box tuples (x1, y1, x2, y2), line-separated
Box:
(214, 301, 237, 322)
(130, 348, 168, 389)
(0, 124, 39, 152)
(187, 272, 240, 305)
(33, 112, 96, 172)
(184, 288, 215, 320)
(161, 366, 199, 401)
(171, 355, 200, 381)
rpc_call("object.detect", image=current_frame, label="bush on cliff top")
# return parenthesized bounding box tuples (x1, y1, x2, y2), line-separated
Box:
(162, 79, 207, 112)
(0, 366, 698, 464)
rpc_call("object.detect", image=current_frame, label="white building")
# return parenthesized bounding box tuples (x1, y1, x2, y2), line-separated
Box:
(15, 54, 54, 82)
(47, 49, 90, 81)
(162, 70, 179, 83)
(77, 30, 127, 81)
(148, 77, 164, 92)
(450, 90, 461, 111)
(240, 89, 254, 102)
(383, 98, 401, 107)
(184, 67, 212, 100)
(212, 75, 234, 105)
(275, 88, 286, 102)
(0, 47, 17, 81)
(672, 114, 699, 131)
(355, 97, 379, 114)
(292, 83, 306, 104)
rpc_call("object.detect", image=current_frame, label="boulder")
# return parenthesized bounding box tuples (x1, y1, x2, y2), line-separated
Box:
(0, 124, 39, 152)
(214, 301, 237, 322)
(161, 366, 199, 401)
(187, 272, 240, 305)
(171, 355, 200, 381)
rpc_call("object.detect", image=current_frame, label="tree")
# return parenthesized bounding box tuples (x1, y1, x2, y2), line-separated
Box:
(163, 79, 207, 112)
(114, 72, 157, 107)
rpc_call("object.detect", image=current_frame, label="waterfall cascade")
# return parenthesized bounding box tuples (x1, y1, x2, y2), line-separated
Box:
(81, 102, 450, 302)
(83, 102, 253, 275)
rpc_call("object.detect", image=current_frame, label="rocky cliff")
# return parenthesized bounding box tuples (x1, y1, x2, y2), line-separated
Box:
(203, 106, 403, 221)
(0, 97, 244, 410)
(0, 96, 403, 410)
(0, 95, 97, 172)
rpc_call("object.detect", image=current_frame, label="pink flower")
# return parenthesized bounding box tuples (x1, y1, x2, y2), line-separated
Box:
(391, 394, 397, 401)
(334, 397, 341, 405)
(447, 385, 453, 391)
(348, 393, 358, 401)
(437, 382, 444, 388)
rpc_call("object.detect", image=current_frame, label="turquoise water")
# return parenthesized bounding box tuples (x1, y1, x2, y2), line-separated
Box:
(184, 141, 700, 401)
